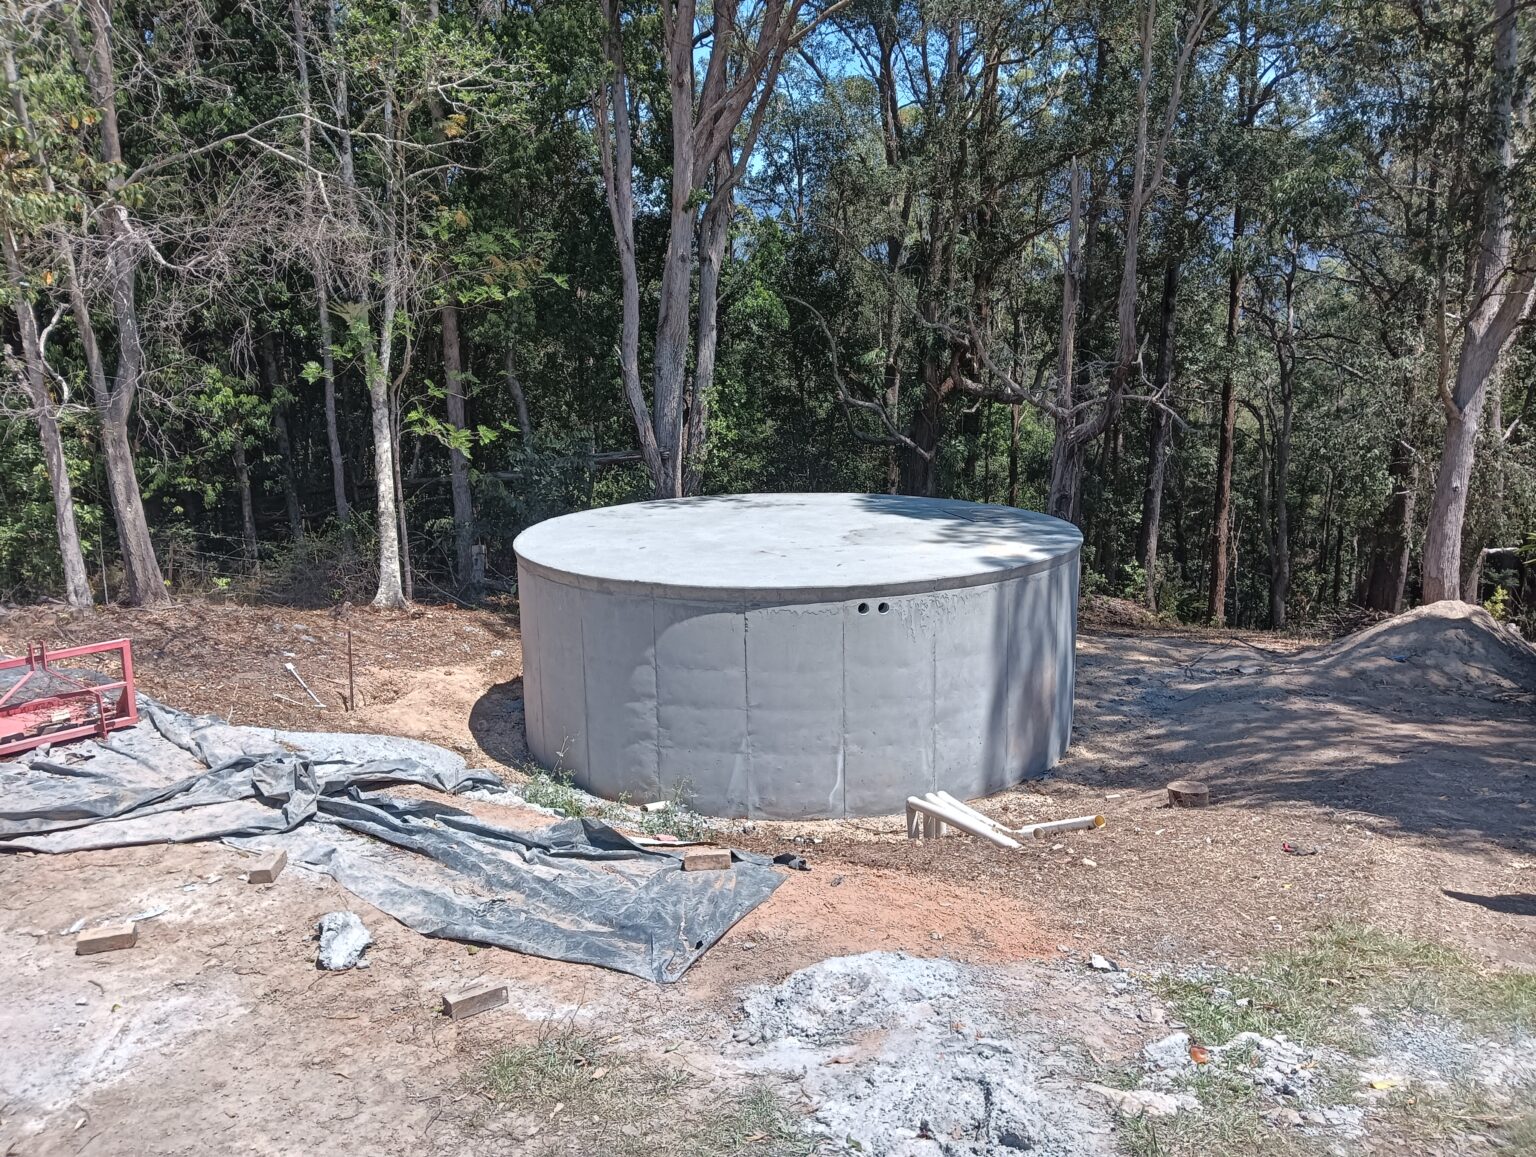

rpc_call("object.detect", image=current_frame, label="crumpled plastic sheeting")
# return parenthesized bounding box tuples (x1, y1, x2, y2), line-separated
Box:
(0, 697, 783, 982)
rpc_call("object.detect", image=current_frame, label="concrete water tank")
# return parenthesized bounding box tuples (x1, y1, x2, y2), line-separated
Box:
(513, 493, 1081, 819)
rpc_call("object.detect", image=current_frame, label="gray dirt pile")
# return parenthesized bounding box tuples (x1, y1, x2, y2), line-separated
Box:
(730, 952, 1117, 1157)
(1294, 600, 1536, 697)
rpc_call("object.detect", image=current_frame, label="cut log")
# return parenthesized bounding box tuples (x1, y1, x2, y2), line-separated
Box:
(1167, 780, 1210, 808)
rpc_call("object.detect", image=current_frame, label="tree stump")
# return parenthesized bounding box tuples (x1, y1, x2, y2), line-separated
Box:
(1167, 779, 1211, 808)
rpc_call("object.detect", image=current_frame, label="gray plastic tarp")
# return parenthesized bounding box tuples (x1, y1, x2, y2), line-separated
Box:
(0, 698, 782, 982)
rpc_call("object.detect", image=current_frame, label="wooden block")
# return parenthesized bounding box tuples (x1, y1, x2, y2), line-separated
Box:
(682, 849, 733, 872)
(247, 850, 287, 884)
(441, 980, 509, 1020)
(1167, 779, 1211, 808)
(76, 922, 137, 955)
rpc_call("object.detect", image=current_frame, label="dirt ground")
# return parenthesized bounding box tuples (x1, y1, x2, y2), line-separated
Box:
(1, 596, 1532, 1155)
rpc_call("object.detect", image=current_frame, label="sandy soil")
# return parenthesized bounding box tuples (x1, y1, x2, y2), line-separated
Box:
(1, 597, 1532, 1155)
(0, 601, 529, 769)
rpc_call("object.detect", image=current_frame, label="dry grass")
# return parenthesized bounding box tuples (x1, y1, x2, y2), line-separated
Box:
(1159, 923, 1536, 1051)
(1120, 924, 1536, 1157)
(472, 1026, 812, 1157)
(1116, 1064, 1331, 1157)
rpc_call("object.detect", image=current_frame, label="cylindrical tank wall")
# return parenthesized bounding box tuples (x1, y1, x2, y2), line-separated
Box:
(518, 558, 1078, 819)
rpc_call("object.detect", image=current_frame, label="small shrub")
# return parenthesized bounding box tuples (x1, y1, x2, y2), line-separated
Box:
(243, 516, 379, 606)
(1484, 585, 1513, 622)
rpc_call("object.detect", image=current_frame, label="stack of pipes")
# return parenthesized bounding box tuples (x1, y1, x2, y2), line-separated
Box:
(905, 792, 1104, 847)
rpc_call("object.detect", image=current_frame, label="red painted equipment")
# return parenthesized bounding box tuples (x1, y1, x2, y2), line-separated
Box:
(0, 639, 138, 757)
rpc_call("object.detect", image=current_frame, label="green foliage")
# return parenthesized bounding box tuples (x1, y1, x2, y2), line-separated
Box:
(0, 416, 101, 601)
(520, 766, 712, 842)
(1485, 586, 1513, 622)
(1, 0, 1533, 631)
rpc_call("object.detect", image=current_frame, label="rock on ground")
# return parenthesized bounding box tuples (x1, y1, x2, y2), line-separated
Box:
(316, 911, 372, 970)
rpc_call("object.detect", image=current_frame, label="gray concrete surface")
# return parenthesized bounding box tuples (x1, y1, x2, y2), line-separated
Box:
(514, 494, 1081, 819)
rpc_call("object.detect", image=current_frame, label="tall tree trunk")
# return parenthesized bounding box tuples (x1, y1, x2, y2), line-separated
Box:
(1267, 252, 1298, 629)
(1316, 468, 1335, 606)
(901, 362, 945, 496)
(1049, 0, 1207, 526)
(649, 0, 702, 499)
(1361, 436, 1416, 611)
(291, 0, 347, 526)
(684, 155, 733, 496)
(1007, 402, 1021, 506)
(1138, 243, 1182, 607)
(2, 232, 93, 608)
(505, 345, 532, 445)
(442, 303, 475, 589)
(370, 250, 407, 607)
(594, 9, 664, 489)
(1046, 165, 1083, 521)
(876, 11, 910, 496)
(1423, 0, 1533, 602)
(1, 49, 93, 608)
(1270, 389, 1293, 628)
(1207, 202, 1245, 623)
(393, 393, 413, 603)
(1207, 0, 1258, 624)
(596, 0, 789, 498)
(260, 332, 305, 542)
(271, 404, 304, 543)
(75, 0, 167, 605)
(317, 276, 349, 523)
(232, 434, 257, 562)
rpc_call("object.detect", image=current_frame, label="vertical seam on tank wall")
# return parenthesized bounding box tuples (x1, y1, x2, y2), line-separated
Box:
(1005, 574, 1015, 771)
(839, 602, 847, 818)
(742, 603, 752, 817)
(929, 615, 938, 794)
(650, 595, 660, 800)
(1068, 555, 1080, 745)
(532, 581, 546, 765)
(578, 599, 591, 775)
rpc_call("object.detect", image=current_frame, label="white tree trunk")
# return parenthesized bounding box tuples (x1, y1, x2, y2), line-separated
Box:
(370, 273, 407, 608)
(1423, 0, 1533, 602)
(3, 232, 93, 608)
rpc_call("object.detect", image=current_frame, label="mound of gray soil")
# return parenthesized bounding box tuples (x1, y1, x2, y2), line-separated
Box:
(732, 953, 1115, 1157)
(1295, 601, 1536, 697)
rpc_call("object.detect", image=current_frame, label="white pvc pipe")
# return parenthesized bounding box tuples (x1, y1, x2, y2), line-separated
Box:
(931, 791, 1011, 834)
(1020, 815, 1105, 840)
(905, 796, 1021, 849)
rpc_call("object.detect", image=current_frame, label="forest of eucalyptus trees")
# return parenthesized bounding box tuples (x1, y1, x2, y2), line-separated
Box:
(2, 0, 1534, 628)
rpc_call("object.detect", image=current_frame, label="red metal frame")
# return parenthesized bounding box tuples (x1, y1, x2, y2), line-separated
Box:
(0, 638, 138, 756)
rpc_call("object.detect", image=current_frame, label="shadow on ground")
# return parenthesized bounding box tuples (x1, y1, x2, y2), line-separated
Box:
(1061, 606, 1536, 853)
(1443, 891, 1536, 917)
(468, 677, 528, 768)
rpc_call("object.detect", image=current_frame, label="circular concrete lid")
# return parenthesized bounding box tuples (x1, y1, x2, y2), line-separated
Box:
(513, 493, 1082, 601)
